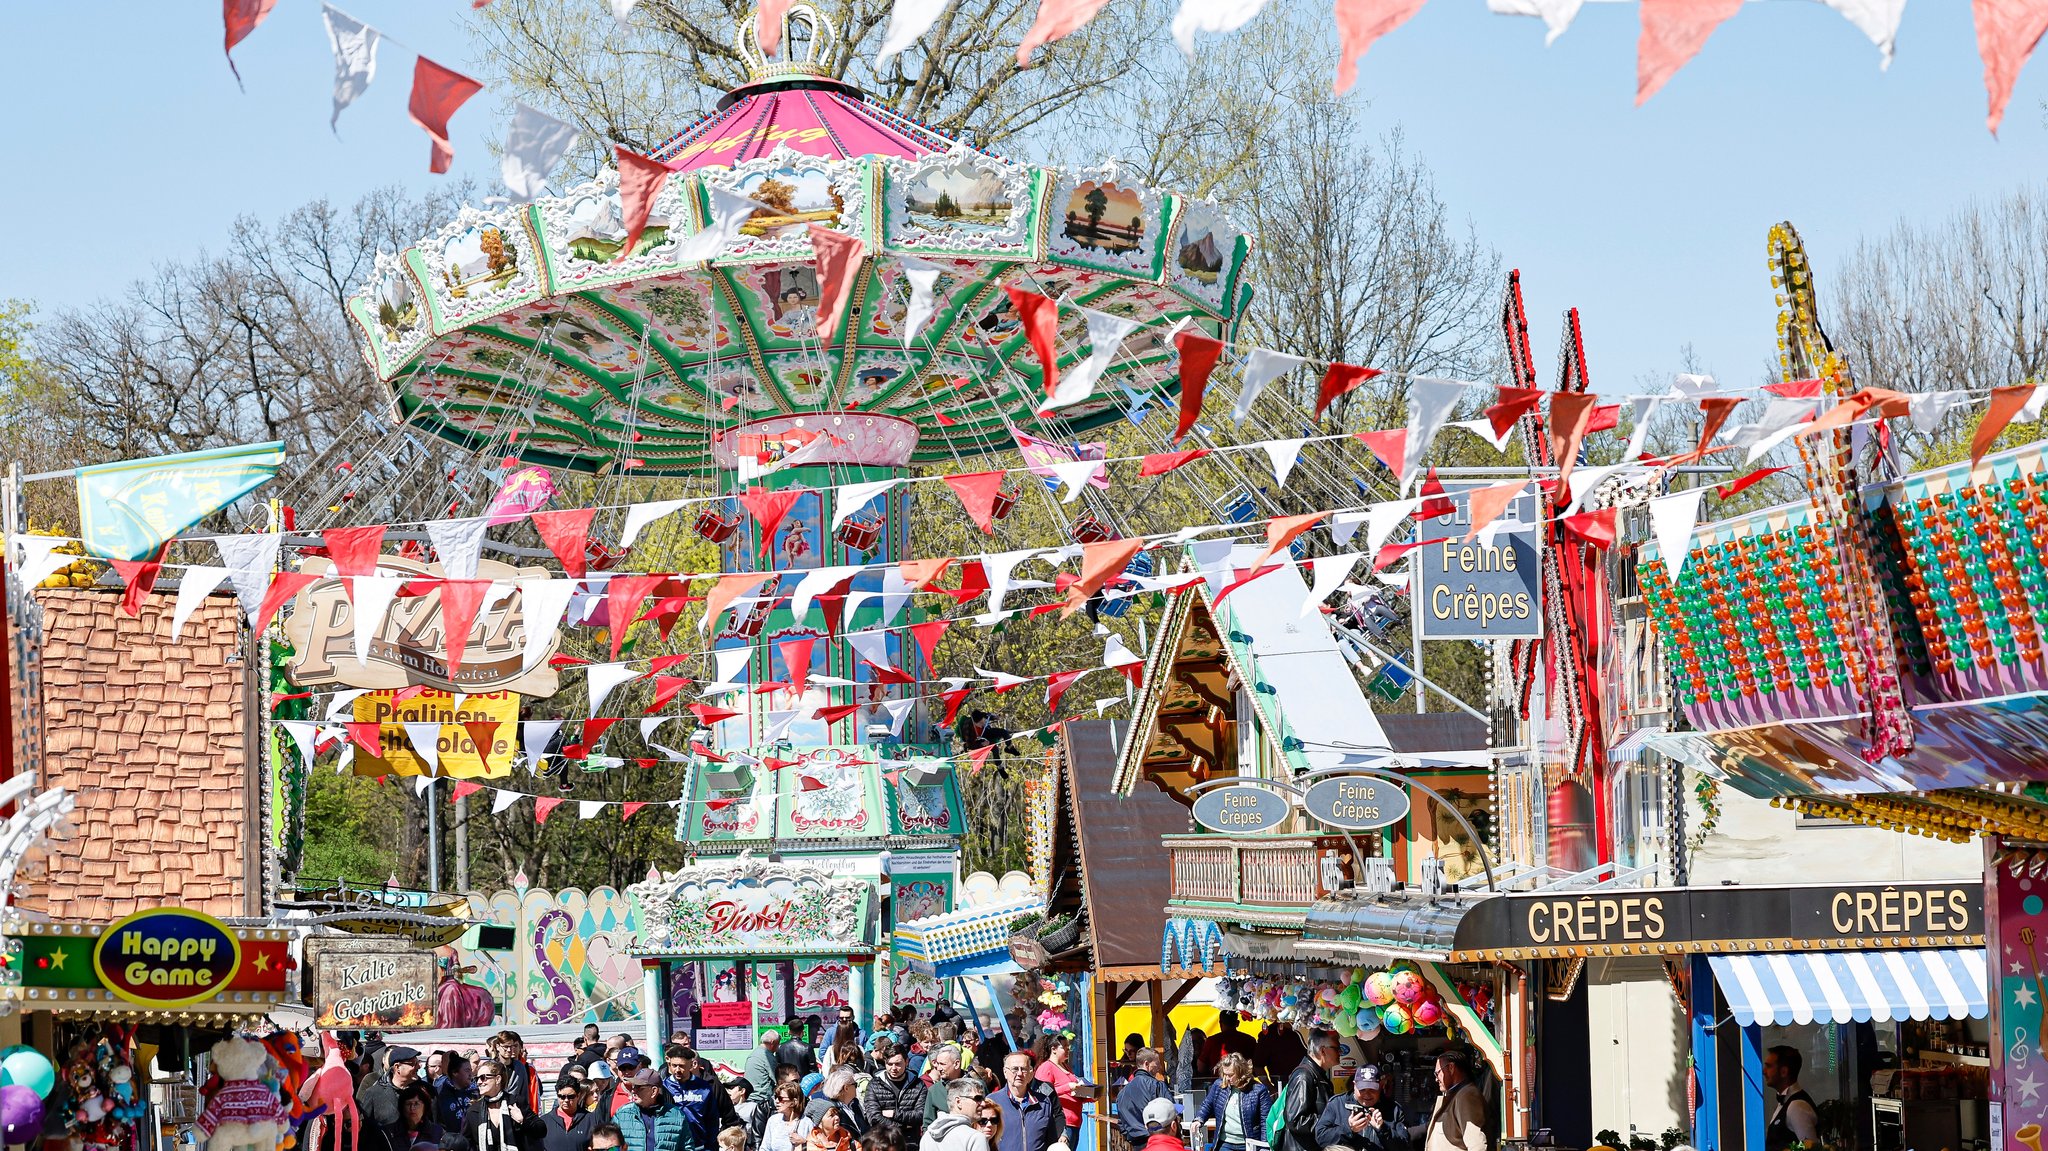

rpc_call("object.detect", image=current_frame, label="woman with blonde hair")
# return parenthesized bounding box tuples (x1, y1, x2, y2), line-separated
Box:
(1193, 1055, 1272, 1151)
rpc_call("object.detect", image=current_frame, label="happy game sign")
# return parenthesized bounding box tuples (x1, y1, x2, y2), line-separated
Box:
(92, 908, 241, 1009)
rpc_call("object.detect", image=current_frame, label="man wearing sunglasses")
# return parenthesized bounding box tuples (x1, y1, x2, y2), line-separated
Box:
(919, 1077, 992, 1151)
(464, 1061, 548, 1151)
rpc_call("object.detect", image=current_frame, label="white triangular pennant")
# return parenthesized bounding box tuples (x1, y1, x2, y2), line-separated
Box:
(1449, 418, 1515, 452)
(975, 667, 1029, 691)
(620, 499, 688, 546)
(404, 723, 443, 773)
(502, 103, 579, 202)
(1670, 373, 1722, 399)
(675, 187, 765, 264)
(833, 480, 899, 530)
(170, 565, 230, 640)
(350, 576, 403, 667)
(1400, 379, 1468, 490)
(1301, 553, 1362, 617)
(321, 4, 380, 134)
(414, 774, 435, 796)
(1621, 395, 1668, 461)
(1564, 462, 1628, 517)
(325, 688, 372, 721)
(579, 799, 606, 820)
(705, 646, 753, 695)
(846, 629, 894, 671)
(877, 0, 949, 60)
(492, 789, 522, 815)
(612, 0, 640, 26)
(1366, 498, 1420, 559)
(1039, 308, 1140, 413)
(1232, 349, 1306, 422)
(881, 567, 915, 625)
(1485, 0, 1582, 44)
(214, 533, 282, 618)
(518, 578, 577, 673)
(1102, 632, 1143, 669)
(1170, 0, 1271, 55)
(1650, 488, 1708, 578)
(281, 721, 319, 766)
(985, 549, 1036, 614)
(897, 255, 944, 346)
(1329, 511, 1366, 548)
(1262, 438, 1308, 487)
(587, 662, 642, 718)
(425, 516, 489, 580)
(1820, 0, 1904, 67)
(523, 719, 564, 766)
(641, 715, 676, 741)
(882, 697, 916, 735)
(1048, 459, 1105, 504)
(792, 564, 864, 622)
(1908, 390, 1973, 434)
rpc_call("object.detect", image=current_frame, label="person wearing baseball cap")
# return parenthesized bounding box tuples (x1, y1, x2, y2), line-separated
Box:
(612, 1068, 691, 1151)
(1312, 1065, 1409, 1151)
(1141, 1098, 1187, 1151)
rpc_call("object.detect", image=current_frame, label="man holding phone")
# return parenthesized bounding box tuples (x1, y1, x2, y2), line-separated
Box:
(1312, 1066, 1410, 1151)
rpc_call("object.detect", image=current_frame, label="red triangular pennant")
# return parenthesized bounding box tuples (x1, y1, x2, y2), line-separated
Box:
(1587, 403, 1620, 434)
(1765, 378, 1824, 399)
(1715, 465, 1787, 499)
(1214, 564, 1282, 607)
(1637, 0, 1744, 106)
(1484, 387, 1545, 440)
(408, 56, 485, 173)
(1355, 428, 1407, 473)
(1138, 448, 1210, 477)
(798, 774, 830, 792)
(1316, 363, 1381, 419)
(865, 662, 917, 685)
(898, 557, 956, 592)
(940, 687, 973, 726)
(1417, 468, 1454, 520)
(1548, 393, 1600, 490)
(450, 780, 485, 803)
(946, 560, 989, 605)
(253, 571, 318, 635)
(819, 574, 859, 638)
(1005, 287, 1061, 398)
(648, 675, 693, 712)
(460, 721, 501, 759)
(808, 224, 866, 343)
(739, 487, 808, 559)
(344, 721, 383, 757)
(607, 574, 668, 659)
(323, 525, 387, 600)
(1173, 331, 1225, 442)
(615, 147, 673, 264)
(944, 472, 1007, 535)
(533, 796, 563, 823)
(1064, 537, 1144, 617)
(690, 702, 742, 725)
(1373, 537, 1451, 572)
(1254, 511, 1327, 571)
(1562, 508, 1619, 549)
(779, 637, 816, 696)
(909, 619, 949, 671)
(585, 717, 620, 745)
(111, 548, 166, 618)
(814, 703, 861, 724)
(1045, 668, 1089, 712)
(438, 579, 495, 675)
(621, 801, 648, 821)
(530, 508, 596, 579)
(223, 0, 279, 84)
(1974, 384, 2038, 466)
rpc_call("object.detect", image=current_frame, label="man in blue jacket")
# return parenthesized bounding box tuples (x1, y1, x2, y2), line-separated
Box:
(1114, 1049, 1170, 1150)
(991, 1052, 1060, 1151)
(665, 1052, 740, 1151)
(1312, 1067, 1409, 1151)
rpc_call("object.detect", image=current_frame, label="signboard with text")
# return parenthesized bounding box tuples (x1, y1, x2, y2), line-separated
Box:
(306, 937, 438, 1030)
(1415, 482, 1541, 639)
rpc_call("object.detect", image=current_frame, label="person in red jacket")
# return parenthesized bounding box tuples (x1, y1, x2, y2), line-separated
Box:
(1139, 1099, 1185, 1151)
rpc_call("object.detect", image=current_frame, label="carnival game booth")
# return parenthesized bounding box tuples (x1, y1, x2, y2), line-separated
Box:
(629, 857, 884, 1076)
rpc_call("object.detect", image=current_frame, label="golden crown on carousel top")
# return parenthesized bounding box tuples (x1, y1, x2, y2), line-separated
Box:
(738, 2, 840, 83)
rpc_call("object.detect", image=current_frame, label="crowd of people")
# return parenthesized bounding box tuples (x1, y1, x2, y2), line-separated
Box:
(307, 1009, 1486, 1151)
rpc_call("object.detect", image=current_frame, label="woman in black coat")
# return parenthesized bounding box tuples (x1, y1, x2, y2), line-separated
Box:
(464, 1060, 549, 1151)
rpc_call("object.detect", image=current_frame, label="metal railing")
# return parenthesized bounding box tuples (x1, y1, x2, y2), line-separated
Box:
(1164, 833, 1339, 906)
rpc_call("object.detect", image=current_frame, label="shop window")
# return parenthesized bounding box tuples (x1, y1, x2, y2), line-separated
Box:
(1547, 779, 1597, 872)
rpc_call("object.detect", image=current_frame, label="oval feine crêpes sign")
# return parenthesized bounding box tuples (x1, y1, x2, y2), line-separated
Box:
(1190, 785, 1290, 834)
(1301, 776, 1411, 832)
(92, 908, 242, 1009)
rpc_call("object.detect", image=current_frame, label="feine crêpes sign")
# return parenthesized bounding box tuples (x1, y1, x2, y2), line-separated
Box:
(1416, 481, 1541, 640)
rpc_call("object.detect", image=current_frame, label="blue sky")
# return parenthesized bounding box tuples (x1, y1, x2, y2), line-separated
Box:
(2, 2, 2044, 392)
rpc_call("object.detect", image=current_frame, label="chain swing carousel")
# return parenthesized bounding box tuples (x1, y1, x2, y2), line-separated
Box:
(347, 3, 1252, 1076)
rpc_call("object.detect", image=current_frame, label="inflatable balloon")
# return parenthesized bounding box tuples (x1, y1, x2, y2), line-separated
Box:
(1, 1084, 42, 1141)
(0, 1050, 54, 1099)
(1390, 970, 1424, 1006)
(1364, 971, 1396, 1006)
(1380, 1003, 1413, 1035)
(1412, 999, 1444, 1027)
(1355, 1009, 1382, 1040)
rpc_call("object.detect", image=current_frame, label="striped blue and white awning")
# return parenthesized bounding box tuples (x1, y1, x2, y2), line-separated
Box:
(1707, 949, 1988, 1027)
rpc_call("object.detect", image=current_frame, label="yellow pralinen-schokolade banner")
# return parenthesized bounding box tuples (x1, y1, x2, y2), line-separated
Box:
(352, 688, 518, 778)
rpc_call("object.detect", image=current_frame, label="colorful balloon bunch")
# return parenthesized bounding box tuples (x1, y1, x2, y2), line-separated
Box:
(1225, 963, 1449, 1038)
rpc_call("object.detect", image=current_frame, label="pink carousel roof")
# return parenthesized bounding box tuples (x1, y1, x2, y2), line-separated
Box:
(651, 78, 973, 171)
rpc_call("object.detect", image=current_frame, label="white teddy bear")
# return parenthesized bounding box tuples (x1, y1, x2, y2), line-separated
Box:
(196, 1038, 288, 1151)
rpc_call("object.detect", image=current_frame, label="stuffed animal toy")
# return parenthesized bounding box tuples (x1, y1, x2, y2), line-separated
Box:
(107, 1066, 146, 1125)
(196, 1038, 287, 1151)
(301, 1034, 361, 1151)
(64, 1057, 113, 1147)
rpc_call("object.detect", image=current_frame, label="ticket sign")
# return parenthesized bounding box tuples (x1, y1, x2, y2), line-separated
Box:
(1416, 481, 1541, 639)
(93, 908, 242, 1009)
(1191, 786, 1291, 834)
(1302, 776, 1410, 831)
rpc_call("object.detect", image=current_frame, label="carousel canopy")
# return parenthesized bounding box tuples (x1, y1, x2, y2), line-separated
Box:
(349, 4, 1251, 476)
